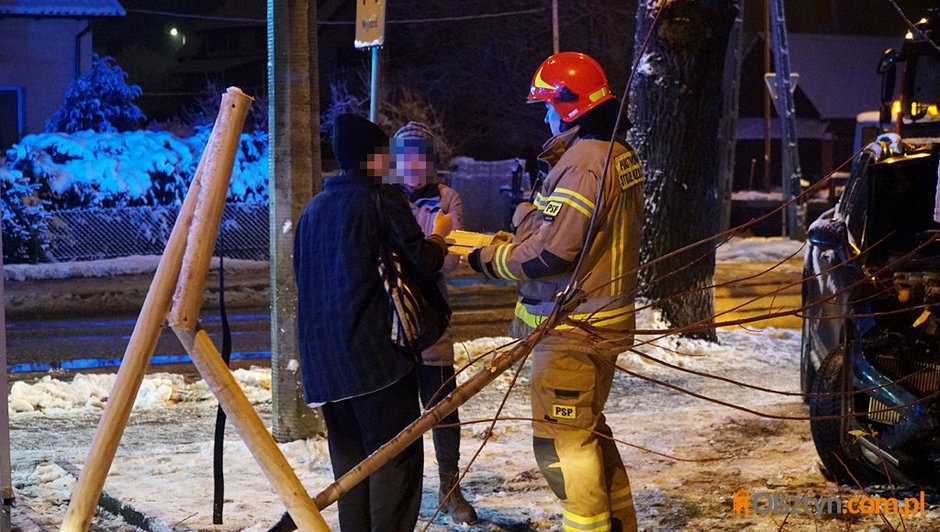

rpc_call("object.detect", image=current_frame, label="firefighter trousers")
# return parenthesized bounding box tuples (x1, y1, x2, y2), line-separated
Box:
(530, 334, 637, 532)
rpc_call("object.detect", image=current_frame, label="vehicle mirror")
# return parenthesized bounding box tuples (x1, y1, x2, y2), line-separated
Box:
(877, 48, 898, 75)
(879, 49, 898, 123)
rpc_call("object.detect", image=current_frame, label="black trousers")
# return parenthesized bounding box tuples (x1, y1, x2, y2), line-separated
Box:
(417, 364, 460, 476)
(322, 370, 423, 532)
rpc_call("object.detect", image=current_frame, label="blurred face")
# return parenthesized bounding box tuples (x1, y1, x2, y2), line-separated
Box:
(394, 142, 436, 188)
(544, 103, 563, 136)
(364, 146, 390, 180)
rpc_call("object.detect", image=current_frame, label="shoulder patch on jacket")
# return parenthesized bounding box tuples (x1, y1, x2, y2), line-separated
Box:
(614, 150, 644, 190)
(543, 200, 563, 221)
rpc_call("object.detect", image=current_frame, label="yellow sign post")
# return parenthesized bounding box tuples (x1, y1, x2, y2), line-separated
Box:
(355, 0, 386, 48)
(355, 0, 386, 121)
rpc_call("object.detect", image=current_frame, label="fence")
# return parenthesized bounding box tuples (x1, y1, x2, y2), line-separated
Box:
(42, 159, 525, 263)
(48, 202, 269, 262)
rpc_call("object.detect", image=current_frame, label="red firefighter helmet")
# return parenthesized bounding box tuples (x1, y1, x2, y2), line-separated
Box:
(527, 52, 613, 122)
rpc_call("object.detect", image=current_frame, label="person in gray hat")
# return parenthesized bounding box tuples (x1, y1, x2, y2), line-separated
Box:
(393, 121, 478, 524)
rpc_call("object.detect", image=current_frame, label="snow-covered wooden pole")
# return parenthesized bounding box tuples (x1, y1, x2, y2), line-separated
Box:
(270, 330, 546, 530)
(165, 87, 327, 531)
(61, 118, 206, 532)
(313, 334, 539, 507)
(62, 87, 257, 531)
(174, 329, 328, 530)
(167, 87, 253, 330)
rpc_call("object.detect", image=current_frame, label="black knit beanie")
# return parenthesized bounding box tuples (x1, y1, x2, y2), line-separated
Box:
(331, 114, 389, 171)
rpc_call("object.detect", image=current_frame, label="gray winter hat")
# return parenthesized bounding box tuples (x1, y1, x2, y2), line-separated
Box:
(394, 121, 435, 146)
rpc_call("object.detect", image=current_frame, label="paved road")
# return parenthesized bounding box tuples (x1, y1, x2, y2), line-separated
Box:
(6, 260, 803, 381)
(5, 280, 518, 380)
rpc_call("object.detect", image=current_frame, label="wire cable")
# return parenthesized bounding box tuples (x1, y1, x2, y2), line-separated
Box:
(126, 7, 546, 26)
(886, 0, 940, 55)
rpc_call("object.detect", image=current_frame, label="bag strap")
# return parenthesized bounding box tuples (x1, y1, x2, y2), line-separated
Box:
(373, 186, 391, 245)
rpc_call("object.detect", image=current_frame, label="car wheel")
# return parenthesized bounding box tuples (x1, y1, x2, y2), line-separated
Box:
(809, 346, 881, 487)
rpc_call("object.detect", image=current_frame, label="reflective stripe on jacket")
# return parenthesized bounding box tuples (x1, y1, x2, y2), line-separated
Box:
(476, 127, 644, 342)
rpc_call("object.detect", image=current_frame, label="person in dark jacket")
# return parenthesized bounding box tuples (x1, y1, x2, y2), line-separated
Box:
(293, 113, 452, 531)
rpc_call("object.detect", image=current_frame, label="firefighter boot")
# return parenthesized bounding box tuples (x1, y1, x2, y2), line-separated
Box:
(439, 472, 478, 524)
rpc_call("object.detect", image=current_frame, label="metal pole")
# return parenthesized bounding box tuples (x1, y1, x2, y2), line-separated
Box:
(769, 0, 804, 239)
(762, 0, 772, 191)
(552, 0, 559, 54)
(370, 46, 381, 122)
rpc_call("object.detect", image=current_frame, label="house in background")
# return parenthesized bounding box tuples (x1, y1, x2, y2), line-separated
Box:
(0, 0, 125, 150)
(735, 33, 898, 191)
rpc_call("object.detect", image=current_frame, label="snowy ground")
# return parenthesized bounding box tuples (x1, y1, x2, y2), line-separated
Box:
(9, 314, 939, 531)
(7, 239, 939, 530)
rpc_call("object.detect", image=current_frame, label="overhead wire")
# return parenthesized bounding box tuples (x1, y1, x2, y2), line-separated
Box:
(125, 7, 547, 26)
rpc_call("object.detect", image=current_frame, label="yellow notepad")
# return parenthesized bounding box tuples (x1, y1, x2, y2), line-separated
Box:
(445, 230, 503, 256)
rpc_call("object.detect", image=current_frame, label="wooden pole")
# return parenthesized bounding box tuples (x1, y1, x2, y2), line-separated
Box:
(162, 86, 326, 529)
(62, 145, 202, 532)
(168, 87, 254, 331)
(313, 334, 538, 508)
(175, 329, 329, 531)
(62, 87, 250, 531)
(552, 0, 559, 54)
(270, 332, 543, 531)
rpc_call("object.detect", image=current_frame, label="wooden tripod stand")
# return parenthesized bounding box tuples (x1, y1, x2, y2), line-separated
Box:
(60, 87, 328, 531)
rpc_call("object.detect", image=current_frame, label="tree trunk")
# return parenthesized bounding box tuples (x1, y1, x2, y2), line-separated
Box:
(627, 0, 738, 341)
(268, 0, 324, 441)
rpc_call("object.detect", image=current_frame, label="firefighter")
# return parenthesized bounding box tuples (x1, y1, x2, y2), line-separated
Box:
(468, 52, 644, 532)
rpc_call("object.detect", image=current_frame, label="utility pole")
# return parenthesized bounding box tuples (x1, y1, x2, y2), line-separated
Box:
(267, 0, 324, 441)
(766, 0, 805, 238)
(552, 0, 559, 54)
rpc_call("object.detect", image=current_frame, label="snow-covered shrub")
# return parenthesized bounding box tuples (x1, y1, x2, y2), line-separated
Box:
(5, 129, 268, 210)
(1, 128, 268, 261)
(0, 166, 50, 263)
(182, 125, 269, 203)
(46, 55, 146, 134)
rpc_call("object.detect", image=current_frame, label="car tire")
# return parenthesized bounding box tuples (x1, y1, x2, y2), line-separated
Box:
(809, 346, 881, 487)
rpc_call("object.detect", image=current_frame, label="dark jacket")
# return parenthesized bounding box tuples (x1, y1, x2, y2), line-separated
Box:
(293, 172, 447, 404)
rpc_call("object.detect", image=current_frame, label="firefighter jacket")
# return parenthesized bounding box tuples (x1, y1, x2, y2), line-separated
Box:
(470, 127, 645, 342)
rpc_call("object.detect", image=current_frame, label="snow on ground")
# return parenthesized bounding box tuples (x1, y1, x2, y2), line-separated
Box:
(715, 236, 805, 263)
(731, 190, 784, 202)
(9, 309, 939, 531)
(1, 238, 797, 283)
(3, 255, 267, 282)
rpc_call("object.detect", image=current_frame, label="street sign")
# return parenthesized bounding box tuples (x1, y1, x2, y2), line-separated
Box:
(355, 0, 386, 49)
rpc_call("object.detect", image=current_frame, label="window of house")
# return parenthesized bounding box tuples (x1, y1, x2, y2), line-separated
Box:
(0, 87, 23, 150)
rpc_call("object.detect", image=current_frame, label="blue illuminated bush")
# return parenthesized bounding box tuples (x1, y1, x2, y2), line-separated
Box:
(46, 55, 146, 134)
(1, 128, 268, 262)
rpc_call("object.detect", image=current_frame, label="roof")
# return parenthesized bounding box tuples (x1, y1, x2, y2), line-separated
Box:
(0, 0, 125, 17)
(784, 34, 898, 120)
